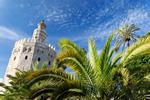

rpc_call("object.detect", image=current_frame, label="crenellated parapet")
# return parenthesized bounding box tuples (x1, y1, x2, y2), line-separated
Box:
(14, 38, 56, 52)
(48, 44, 56, 51)
(15, 38, 33, 46)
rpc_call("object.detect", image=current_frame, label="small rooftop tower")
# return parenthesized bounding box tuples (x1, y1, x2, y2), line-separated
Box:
(32, 20, 47, 42)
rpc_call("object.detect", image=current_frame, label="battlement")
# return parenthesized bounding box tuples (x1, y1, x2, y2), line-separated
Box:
(14, 38, 56, 51)
(48, 44, 56, 51)
(15, 38, 33, 46)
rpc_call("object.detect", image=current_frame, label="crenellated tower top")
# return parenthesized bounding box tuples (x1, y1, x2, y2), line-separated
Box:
(4, 20, 56, 85)
(32, 20, 47, 42)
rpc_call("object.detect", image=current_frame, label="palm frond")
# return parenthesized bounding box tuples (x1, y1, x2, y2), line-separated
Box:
(111, 52, 123, 66)
(57, 49, 94, 85)
(88, 38, 99, 68)
(99, 34, 114, 72)
(59, 39, 86, 58)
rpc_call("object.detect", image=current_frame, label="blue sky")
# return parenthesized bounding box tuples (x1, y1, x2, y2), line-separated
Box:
(0, 0, 150, 79)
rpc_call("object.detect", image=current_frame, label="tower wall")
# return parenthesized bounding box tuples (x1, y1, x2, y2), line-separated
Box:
(32, 42, 56, 68)
(4, 38, 56, 84)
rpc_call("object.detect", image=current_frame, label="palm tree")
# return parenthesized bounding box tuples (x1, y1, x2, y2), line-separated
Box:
(121, 54, 150, 99)
(26, 67, 86, 100)
(55, 34, 126, 99)
(0, 67, 86, 100)
(55, 33, 150, 99)
(119, 35, 150, 99)
(3, 34, 123, 100)
(0, 62, 58, 100)
(0, 69, 30, 99)
(121, 33, 150, 62)
(1, 33, 150, 99)
(115, 23, 140, 51)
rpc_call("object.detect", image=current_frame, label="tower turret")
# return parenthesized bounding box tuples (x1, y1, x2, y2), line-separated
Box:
(32, 20, 47, 42)
(4, 21, 56, 85)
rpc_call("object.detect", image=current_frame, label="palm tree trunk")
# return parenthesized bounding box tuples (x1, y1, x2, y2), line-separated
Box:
(123, 41, 130, 57)
(127, 41, 130, 47)
(123, 42, 127, 58)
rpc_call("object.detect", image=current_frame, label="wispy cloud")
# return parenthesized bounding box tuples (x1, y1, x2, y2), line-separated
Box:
(81, 8, 150, 42)
(0, 26, 22, 41)
(120, 8, 150, 34)
(28, 0, 150, 45)
(121, 8, 149, 25)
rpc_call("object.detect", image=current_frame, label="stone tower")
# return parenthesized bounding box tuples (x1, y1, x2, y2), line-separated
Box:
(4, 20, 56, 84)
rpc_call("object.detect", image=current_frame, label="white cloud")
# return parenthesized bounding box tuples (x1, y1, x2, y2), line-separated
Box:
(119, 8, 150, 34)
(0, 26, 22, 40)
(82, 8, 150, 43)
(121, 8, 149, 25)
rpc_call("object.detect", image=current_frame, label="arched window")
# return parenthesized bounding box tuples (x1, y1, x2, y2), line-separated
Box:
(23, 47, 27, 52)
(25, 56, 28, 60)
(28, 47, 32, 52)
(14, 56, 16, 61)
(38, 57, 41, 62)
(48, 61, 51, 65)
